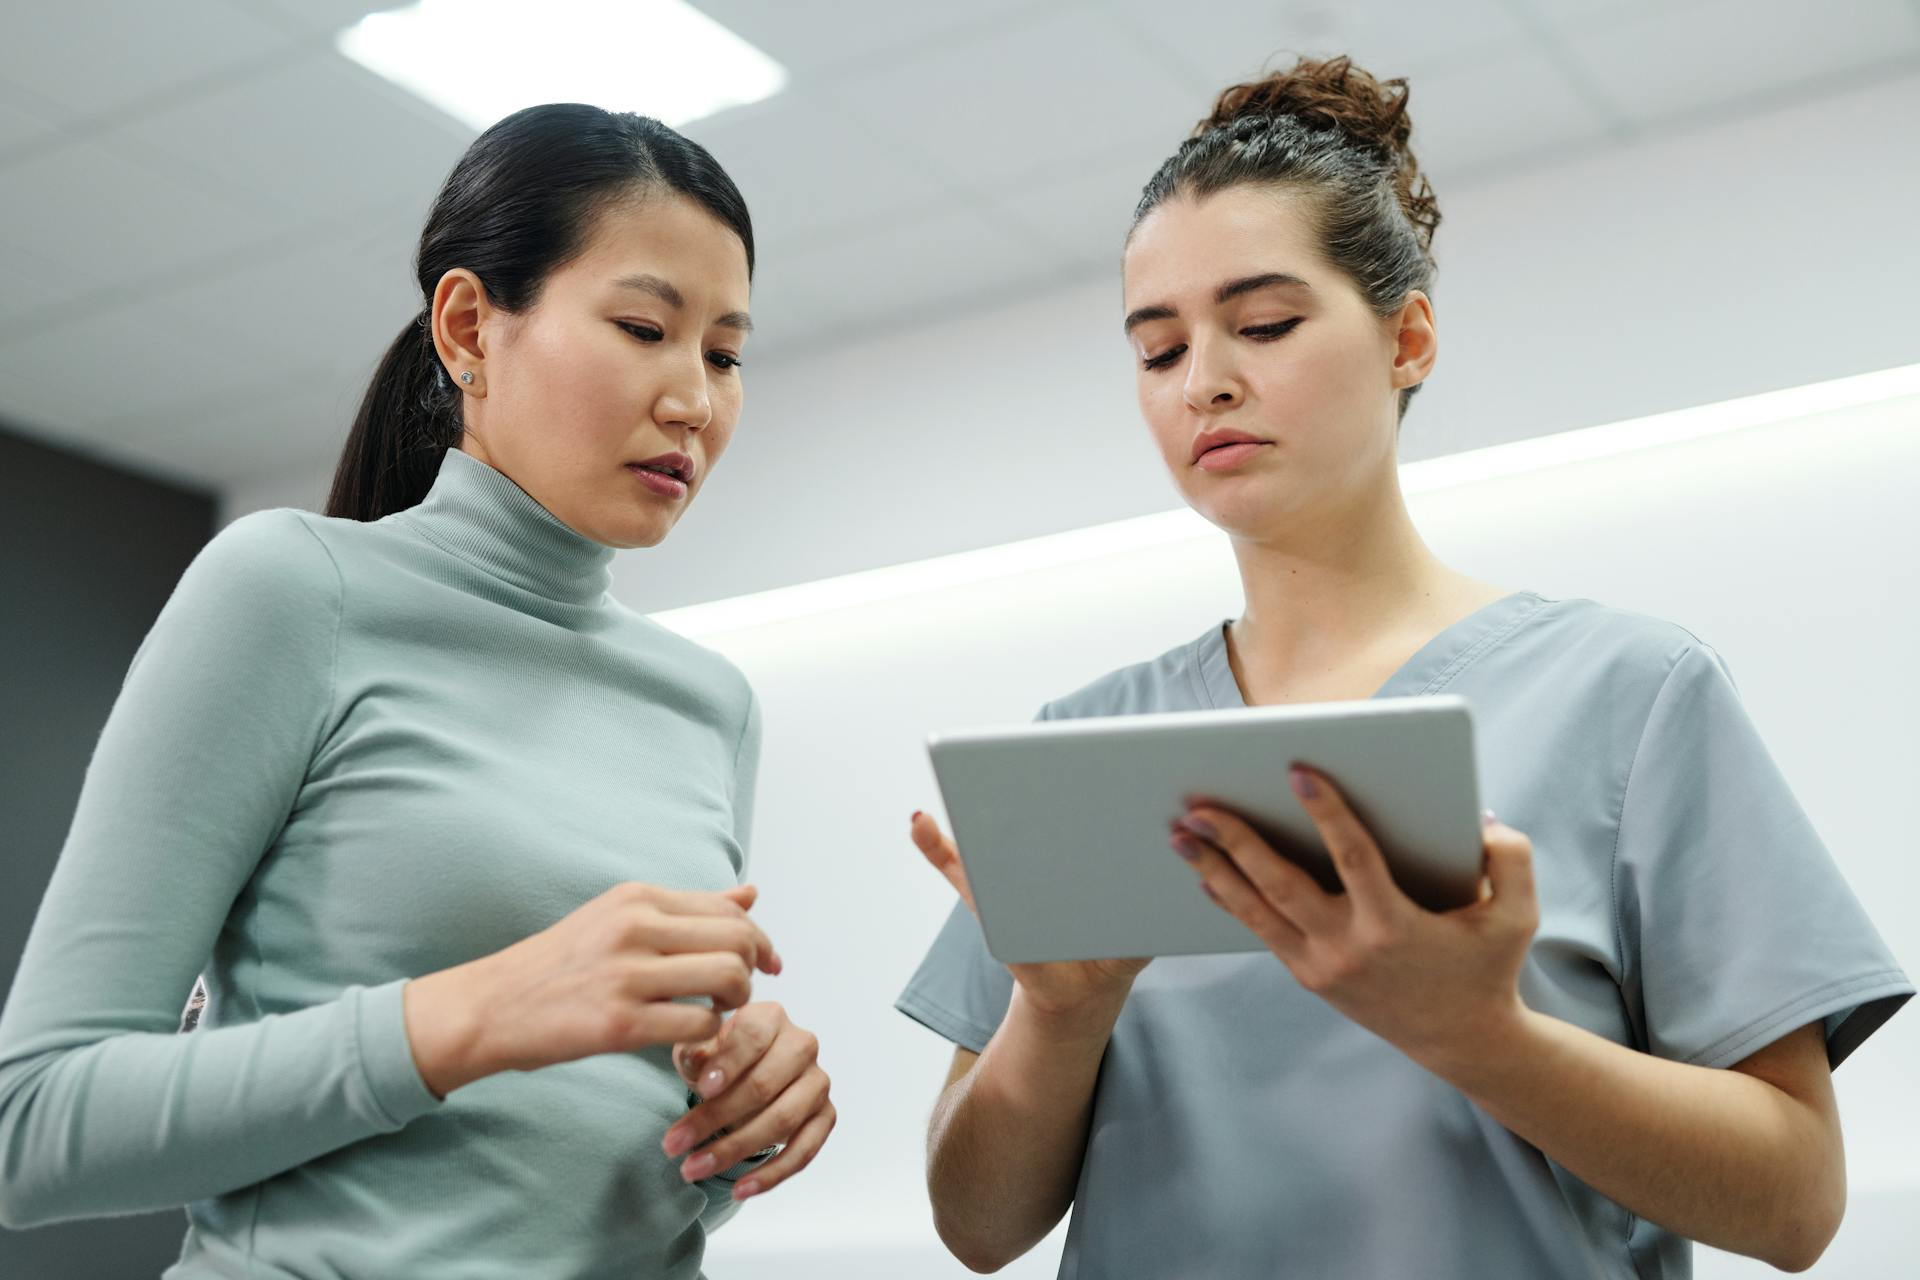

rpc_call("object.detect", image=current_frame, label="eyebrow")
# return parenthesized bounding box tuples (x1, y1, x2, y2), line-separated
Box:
(612, 273, 753, 334)
(1123, 271, 1313, 334)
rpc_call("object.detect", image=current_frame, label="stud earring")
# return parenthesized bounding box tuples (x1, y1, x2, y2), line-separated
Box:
(459, 371, 474, 385)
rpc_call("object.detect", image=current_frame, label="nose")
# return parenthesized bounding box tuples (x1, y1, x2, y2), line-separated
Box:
(1182, 334, 1241, 414)
(653, 346, 713, 433)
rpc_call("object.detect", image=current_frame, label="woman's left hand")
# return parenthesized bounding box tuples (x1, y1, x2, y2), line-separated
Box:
(663, 1002, 835, 1200)
(1171, 764, 1539, 1073)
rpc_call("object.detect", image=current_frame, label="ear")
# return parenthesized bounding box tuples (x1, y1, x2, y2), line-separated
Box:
(430, 268, 494, 396)
(1388, 290, 1437, 393)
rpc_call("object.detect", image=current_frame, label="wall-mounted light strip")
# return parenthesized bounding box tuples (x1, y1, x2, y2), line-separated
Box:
(652, 362, 1920, 639)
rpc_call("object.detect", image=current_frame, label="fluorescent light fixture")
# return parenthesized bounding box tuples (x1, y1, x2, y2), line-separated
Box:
(336, 0, 787, 132)
(652, 362, 1920, 639)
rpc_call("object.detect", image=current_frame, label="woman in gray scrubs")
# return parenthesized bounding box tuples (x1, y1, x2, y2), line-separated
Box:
(895, 56, 1910, 1279)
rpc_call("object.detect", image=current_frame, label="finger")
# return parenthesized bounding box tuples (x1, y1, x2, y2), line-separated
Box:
(688, 1003, 783, 1102)
(666, 1022, 819, 1158)
(728, 1103, 836, 1201)
(639, 913, 780, 977)
(1176, 806, 1339, 936)
(674, 1035, 720, 1085)
(1285, 765, 1406, 923)
(612, 1001, 724, 1049)
(1169, 829, 1308, 960)
(722, 883, 758, 910)
(910, 811, 976, 913)
(625, 952, 753, 1011)
(1481, 821, 1538, 923)
(677, 1064, 830, 1181)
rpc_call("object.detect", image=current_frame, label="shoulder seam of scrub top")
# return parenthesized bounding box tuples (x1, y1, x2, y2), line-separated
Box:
(1409, 591, 1550, 696)
(1605, 642, 1701, 1012)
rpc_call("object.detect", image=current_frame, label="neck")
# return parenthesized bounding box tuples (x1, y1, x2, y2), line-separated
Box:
(1227, 468, 1476, 683)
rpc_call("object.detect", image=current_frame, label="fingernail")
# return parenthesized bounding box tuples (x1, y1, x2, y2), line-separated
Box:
(698, 1068, 726, 1099)
(682, 1152, 717, 1180)
(734, 1179, 761, 1200)
(911, 810, 923, 821)
(663, 1126, 694, 1156)
(1289, 767, 1318, 799)
(1482, 808, 1498, 827)
(1178, 815, 1217, 840)
(1170, 834, 1201, 862)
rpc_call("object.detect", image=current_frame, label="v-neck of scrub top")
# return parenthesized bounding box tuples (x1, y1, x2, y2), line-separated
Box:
(1192, 589, 1551, 710)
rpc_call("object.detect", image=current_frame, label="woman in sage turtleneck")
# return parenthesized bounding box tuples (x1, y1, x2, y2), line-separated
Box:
(0, 105, 832, 1279)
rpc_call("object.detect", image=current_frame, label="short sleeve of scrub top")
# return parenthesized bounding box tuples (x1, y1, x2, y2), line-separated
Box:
(894, 590, 1911, 1280)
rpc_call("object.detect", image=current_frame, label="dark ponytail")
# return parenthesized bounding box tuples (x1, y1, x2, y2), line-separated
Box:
(326, 103, 754, 522)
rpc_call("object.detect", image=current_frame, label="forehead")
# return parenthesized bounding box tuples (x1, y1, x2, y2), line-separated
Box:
(1122, 186, 1326, 305)
(559, 191, 751, 299)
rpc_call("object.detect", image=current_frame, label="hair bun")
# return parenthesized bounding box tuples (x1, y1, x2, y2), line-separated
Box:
(1201, 54, 1438, 250)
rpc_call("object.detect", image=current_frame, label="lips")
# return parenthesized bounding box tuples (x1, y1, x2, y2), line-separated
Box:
(1189, 429, 1271, 467)
(626, 452, 694, 483)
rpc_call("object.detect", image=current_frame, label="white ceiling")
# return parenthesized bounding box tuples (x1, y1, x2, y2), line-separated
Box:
(2, 0, 1918, 495)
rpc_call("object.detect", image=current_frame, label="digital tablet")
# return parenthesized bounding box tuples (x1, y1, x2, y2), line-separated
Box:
(926, 695, 1484, 964)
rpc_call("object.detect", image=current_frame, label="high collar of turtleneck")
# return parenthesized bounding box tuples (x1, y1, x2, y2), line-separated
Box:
(400, 447, 615, 607)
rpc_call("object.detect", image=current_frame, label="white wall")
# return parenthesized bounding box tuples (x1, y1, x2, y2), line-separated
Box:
(219, 68, 1920, 620)
(685, 389, 1920, 1277)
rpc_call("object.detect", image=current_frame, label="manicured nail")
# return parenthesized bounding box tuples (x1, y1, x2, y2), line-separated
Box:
(663, 1126, 694, 1156)
(734, 1179, 762, 1200)
(1289, 767, 1318, 799)
(1178, 815, 1217, 841)
(1170, 834, 1201, 862)
(682, 1152, 717, 1180)
(698, 1068, 726, 1099)
(911, 810, 923, 820)
(1482, 808, 1498, 827)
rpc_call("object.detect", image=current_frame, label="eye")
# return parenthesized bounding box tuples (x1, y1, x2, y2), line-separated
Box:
(1242, 319, 1304, 340)
(616, 321, 663, 343)
(707, 351, 743, 372)
(1142, 344, 1187, 372)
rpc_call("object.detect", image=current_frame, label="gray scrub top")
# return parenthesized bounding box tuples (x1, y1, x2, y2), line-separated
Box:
(896, 590, 1911, 1280)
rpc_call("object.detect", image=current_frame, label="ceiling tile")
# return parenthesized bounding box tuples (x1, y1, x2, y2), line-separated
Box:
(0, 0, 290, 121)
(109, 48, 474, 224)
(243, 0, 413, 36)
(988, 137, 1171, 276)
(1111, 0, 1529, 94)
(0, 271, 292, 438)
(1550, 0, 1920, 123)
(681, 90, 957, 256)
(110, 364, 361, 488)
(838, 3, 1200, 190)
(0, 136, 281, 323)
(1398, 41, 1615, 182)
(0, 239, 78, 327)
(690, 0, 1048, 76)
(745, 207, 1064, 352)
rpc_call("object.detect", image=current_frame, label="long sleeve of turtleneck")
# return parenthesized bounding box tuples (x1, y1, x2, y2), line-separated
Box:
(0, 512, 443, 1226)
(0, 448, 764, 1277)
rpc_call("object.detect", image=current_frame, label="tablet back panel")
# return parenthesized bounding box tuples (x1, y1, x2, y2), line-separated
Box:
(927, 696, 1481, 963)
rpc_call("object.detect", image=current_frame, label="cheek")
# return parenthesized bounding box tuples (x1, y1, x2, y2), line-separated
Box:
(1136, 378, 1188, 467)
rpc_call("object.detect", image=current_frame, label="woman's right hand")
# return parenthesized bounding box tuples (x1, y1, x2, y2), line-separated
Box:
(909, 811, 1149, 1023)
(403, 881, 781, 1099)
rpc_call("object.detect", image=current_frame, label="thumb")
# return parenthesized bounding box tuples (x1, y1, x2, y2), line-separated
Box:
(1482, 823, 1536, 912)
(911, 810, 976, 914)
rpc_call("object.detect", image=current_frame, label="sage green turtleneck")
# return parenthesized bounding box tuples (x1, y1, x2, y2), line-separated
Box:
(0, 445, 765, 1278)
